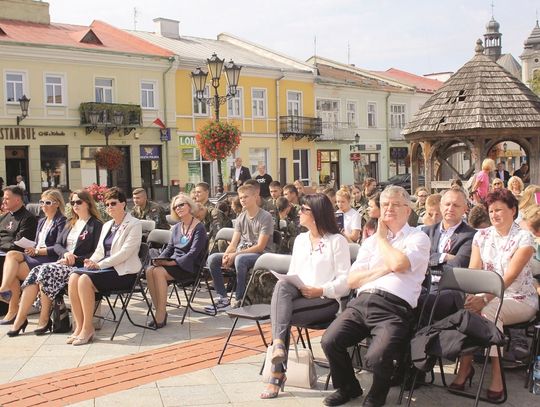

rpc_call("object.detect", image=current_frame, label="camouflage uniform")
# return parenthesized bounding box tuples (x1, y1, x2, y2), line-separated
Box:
(203, 200, 232, 253)
(131, 201, 169, 230)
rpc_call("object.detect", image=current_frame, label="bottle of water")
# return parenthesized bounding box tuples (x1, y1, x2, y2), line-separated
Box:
(533, 356, 540, 395)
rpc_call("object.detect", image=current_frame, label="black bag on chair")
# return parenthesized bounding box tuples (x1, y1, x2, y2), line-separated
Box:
(52, 296, 71, 333)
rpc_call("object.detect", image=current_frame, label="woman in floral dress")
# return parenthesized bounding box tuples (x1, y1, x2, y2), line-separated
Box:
(450, 189, 538, 401)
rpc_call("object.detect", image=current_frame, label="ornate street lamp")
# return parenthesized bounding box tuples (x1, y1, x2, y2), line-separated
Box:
(191, 54, 242, 193)
(17, 95, 30, 125)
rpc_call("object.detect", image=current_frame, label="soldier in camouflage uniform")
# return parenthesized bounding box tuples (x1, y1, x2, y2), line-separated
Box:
(357, 177, 378, 223)
(274, 197, 300, 254)
(131, 188, 169, 230)
(194, 182, 230, 252)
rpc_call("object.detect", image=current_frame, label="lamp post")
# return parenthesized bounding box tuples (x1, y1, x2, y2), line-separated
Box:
(17, 95, 30, 125)
(191, 53, 242, 193)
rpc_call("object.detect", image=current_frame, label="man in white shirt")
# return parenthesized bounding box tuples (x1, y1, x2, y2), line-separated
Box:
(321, 185, 430, 407)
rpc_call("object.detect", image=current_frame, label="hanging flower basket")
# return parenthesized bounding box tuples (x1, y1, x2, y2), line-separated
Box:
(93, 147, 124, 171)
(196, 121, 241, 161)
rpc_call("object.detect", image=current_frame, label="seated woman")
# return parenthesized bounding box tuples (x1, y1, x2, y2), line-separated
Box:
(0, 189, 66, 326)
(68, 187, 142, 346)
(7, 190, 102, 337)
(260, 193, 350, 399)
(451, 189, 538, 402)
(507, 175, 524, 199)
(336, 187, 362, 243)
(361, 192, 381, 242)
(145, 194, 207, 328)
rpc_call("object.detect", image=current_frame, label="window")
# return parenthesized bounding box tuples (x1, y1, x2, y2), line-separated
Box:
(141, 81, 156, 109)
(45, 75, 64, 105)
(252, 88, 266, 118)
(293, 149, 310, 183)
(227, 88, 243, 117)
(95, 78, 113, 103)
(390, 104, 406, 128)
(346, 101, 357, 126)
(367, 102, 377, 127)
(193, 85, 209, 116)
(287, 91, 302, 116)
(40, 146, 68, 191)
(249, 148, 269, 174)
(316, 99, 339, 125)
(6, 72, 25, 102)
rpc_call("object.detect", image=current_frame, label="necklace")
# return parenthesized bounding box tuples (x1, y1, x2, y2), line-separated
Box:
(179, 217, 195, 246)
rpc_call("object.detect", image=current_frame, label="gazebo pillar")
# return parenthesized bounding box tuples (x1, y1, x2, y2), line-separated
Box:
(472, 137, 483, 173)
(530, 135, 540, 184)
(424, 141, 433, 192)
(410, 142, 419, 193)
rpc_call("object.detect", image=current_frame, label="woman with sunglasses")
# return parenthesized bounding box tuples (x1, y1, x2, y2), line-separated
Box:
(68, 187, 142, 345)
(491, 178, 504, 192)
(261, 193, 350, 399)
(0, 189, 66, 327)
(145, 194, 208, 328)
(7, 190, 102, 337)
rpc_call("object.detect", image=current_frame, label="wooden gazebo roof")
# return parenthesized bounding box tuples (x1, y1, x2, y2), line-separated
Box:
(403, 39, 540, 140)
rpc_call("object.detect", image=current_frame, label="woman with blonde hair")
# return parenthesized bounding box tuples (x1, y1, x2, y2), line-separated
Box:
(7, 190, 102, 336)
(335, 186, 362, 242)
(491, 178, 504, 191)
(146, 194, 207, 328)
(517, 184, 540, 224)
(507, 176, 525, 199)
(471, 158, 495, 202)
(0, 189, 67, 326)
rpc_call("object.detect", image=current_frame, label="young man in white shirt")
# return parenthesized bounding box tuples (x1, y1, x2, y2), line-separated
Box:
(321, 185, 430, 407)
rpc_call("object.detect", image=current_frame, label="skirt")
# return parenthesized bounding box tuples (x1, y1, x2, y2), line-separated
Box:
(23, 263, 77, 300)
(163, 265, 196, 282)
(71, 269, 137, 292)
(23, 254, 57, 269)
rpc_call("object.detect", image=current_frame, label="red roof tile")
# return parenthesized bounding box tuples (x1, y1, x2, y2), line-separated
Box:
(373, 68, 444, 93)
(0, 18, 173, 57)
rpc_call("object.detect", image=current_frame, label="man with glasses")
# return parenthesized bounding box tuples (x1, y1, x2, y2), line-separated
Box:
(321, 185, 430, 407)
(205, 185, 273, 311)
(0, 187, 37, 319)
(493, 162, 510, 187)
(131, 188, 169, 230)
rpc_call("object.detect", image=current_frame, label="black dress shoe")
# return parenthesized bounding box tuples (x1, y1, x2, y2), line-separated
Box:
(0, 316, 16, 325)
(363, 375, 390, 407)
(323, 386, 363, 406)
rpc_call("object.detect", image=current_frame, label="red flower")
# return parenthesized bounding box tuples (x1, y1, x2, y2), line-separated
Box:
(196, 121, 241, 161)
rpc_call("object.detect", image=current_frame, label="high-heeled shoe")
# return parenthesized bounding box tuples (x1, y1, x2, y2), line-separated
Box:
(0, 316, 15, 325)
(260, 374, 286, 399)
(66, 334, 78, 345)
(486, 388, 504, 402)
(7, 319, 28, 337)
(34, 319, 53, 336)
(449, 366, 475, 391)
(0, 290, 12, 304)
(270, 341, 287, 365)
(72, 332, 95, 346)
(149, 313, 168, 329)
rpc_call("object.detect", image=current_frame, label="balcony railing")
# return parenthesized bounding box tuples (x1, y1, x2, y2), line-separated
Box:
(319, 121, 359, 141)
(279, 116, 322, 141)
(79, 102, 142, 135)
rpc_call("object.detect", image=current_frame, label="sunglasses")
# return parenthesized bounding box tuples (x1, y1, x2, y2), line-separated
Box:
(105, 201, 120, 207)
(39, 200, 55, 206)
(174, 202, 188, 210)
(417, 195, 428, 198)
(70, 199, 84, 206)
(300, 206, 312, 214)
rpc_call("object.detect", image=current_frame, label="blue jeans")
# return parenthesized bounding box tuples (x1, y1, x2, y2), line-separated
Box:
(207, 252, 261, 299)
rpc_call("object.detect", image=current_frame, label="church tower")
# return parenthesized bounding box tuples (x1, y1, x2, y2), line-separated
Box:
(484, 17, 502, 61)
(521, 21, 540, 85)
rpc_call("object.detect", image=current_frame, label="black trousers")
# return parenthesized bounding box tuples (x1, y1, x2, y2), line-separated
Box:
(417, 285, 464, 325)
(0, 256, 7, 317)
(321, 291, 414, 390)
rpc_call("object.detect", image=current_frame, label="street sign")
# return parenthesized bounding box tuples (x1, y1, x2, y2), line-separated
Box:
(160, 128, 171, 142)
(349, 152, 361, 161)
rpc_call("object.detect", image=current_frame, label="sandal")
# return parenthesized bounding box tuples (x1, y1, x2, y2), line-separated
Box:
(260, 374, 286, 399)
(270, 341, 287, 365)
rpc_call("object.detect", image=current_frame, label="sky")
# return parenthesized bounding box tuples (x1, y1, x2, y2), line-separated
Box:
(46, 0, 538, 75)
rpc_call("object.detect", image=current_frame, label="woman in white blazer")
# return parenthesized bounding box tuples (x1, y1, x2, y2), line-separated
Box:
(68, 188, 142, 346)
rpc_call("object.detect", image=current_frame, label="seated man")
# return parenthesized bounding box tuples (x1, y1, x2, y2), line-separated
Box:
(0, 186, 37, 321)
(321, 185, 430, 407)
(274, 196, 299, 254)
(422, 187, 476, 321)
(193, 182, 230, 251)
(421, 193, 442, 227)
(205, 185, 273, 311)
(131, 188, 169, 230)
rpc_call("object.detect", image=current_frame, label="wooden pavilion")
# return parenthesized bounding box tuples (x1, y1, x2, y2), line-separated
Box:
(403, 39, 540, 191)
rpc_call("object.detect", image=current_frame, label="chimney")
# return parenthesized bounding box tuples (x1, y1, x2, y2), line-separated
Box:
(1, 0, 51, 24)
(153, 18, 179, 39)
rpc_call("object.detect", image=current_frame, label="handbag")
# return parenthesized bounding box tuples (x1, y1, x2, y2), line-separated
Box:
(52, 295, 71, 333)
(262, 331, 318, 389)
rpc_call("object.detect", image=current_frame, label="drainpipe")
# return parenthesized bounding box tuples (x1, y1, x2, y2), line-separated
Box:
(276, 71, 285, 180)
(384, 91, 391, 181)
(162, 56, 176, 200)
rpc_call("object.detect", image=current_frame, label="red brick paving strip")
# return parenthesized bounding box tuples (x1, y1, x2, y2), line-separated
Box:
(0, 324, 322, 406)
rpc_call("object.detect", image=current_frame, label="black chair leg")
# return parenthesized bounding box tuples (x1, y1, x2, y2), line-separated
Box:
(218, 317, 240, 364)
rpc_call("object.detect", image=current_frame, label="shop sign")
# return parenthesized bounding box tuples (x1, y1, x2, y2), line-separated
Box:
(364, 144, 380, 151)
(160, 128, 171, 142)
(179, 135, 197, 149)
(140, 146, 160, 160)
(316, 150, 322, 171)
(349, 152, 361, 162)
(0, 127, 67, 140)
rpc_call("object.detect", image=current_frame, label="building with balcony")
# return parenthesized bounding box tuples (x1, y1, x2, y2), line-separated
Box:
(0, 0, 177, 200)
(129, 19, 320, 191)
(309, 56, 442, 186)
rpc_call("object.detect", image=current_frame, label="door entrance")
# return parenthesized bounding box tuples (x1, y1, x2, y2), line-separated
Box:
(318, 150, 340, 188)
(5, 146, 29, 191)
